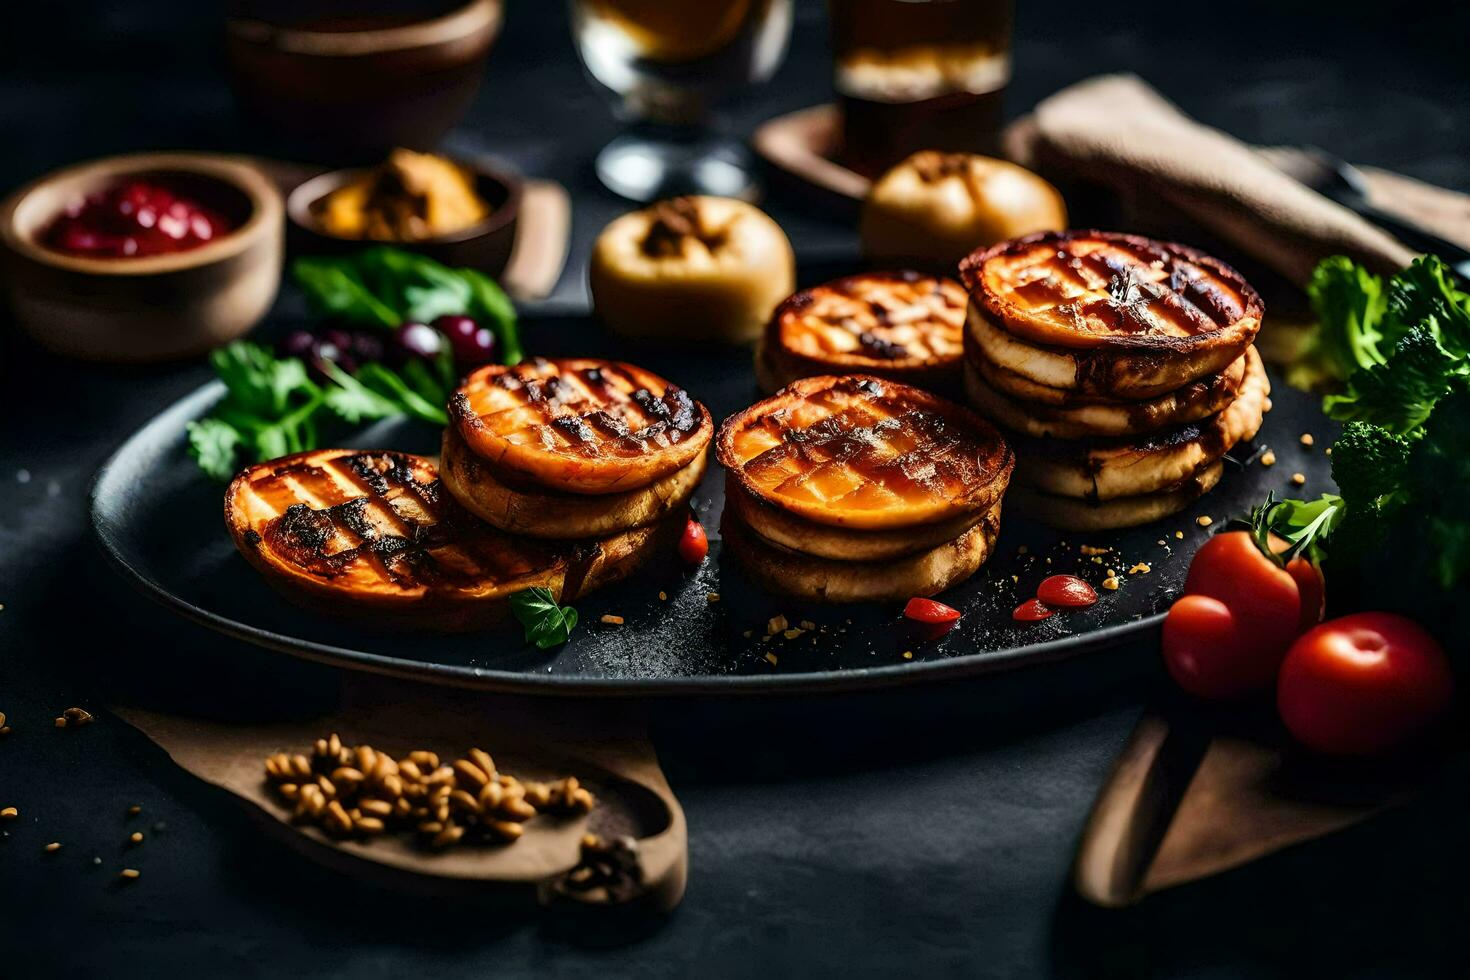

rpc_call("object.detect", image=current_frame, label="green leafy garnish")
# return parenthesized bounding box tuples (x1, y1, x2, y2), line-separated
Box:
(509, 588, 579, 649)
(293, 247, 521, 364)
(1249, 254, 1470, 619)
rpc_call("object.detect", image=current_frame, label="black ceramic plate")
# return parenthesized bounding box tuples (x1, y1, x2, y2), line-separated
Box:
(90, 314, 1337, 696)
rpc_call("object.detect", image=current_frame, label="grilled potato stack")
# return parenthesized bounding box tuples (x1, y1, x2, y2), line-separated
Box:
(717, 375, 1014, 602)
(960, 231, 1269, 530)
(442, 357, 713, 542)
(225, 450, 667, 630)
(755, 271, 968, 396)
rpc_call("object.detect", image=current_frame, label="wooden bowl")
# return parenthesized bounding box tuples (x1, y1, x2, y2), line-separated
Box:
(225, 0, 504, 162)
(0, 152, 284, 363)
(286, 159, 521, 275)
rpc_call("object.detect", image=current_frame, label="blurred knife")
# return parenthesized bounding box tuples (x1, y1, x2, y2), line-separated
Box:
(1284, 147, 1470, 283)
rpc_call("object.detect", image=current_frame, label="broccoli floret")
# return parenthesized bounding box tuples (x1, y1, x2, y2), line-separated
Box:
(1330, 421, 1412, 504)
(1323, 326, 1459, 433)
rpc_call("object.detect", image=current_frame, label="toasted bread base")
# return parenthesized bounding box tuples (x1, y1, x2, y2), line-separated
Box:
(1009, 462, 1224, 531)
(722, 473, 987, 561)
(226, 449, 678, 632)
(441, 426, 705, 539)
(963, 347, 1247, 439)
(1013, 351, 1268, 501)
(965, 304, 1252, 400)
(722, 507, 1001, 603)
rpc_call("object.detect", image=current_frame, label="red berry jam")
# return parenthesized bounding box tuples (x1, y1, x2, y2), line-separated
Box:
(42, 179, 235, 259)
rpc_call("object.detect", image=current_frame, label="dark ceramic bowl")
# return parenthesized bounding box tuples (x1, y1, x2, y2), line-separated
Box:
(286, 158, 521, 275)
(225, 0, 503, 162)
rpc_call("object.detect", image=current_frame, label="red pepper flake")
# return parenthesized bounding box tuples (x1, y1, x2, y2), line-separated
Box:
(677, 515, 708, 565)
(1012, 598, 1054, 622)
(902, 597, 961, 625)
(1036, 575, 1099, 609)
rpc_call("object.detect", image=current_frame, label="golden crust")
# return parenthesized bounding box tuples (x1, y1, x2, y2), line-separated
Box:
(716, 374, 1014, 531)
(722, 473, 990, 561)
(1012, 348, 1269, 501)
(1008, 462, 1225, 531)
(450, 357, 713, 495)
(721, 507, 1000, 603)
(963, 346, 1249, 439)
(224, 449, 675, 631)
(440, 426, 705, 539)
(757, 271, 966, 394)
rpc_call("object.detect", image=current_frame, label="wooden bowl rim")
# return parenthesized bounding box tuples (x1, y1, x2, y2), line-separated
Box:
(286, 157, 523, 247)
(225, 0, 501, 57)
(0, 151, 284, 278)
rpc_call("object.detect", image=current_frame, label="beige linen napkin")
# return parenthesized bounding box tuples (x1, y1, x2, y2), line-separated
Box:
(1004, 74, 1452, 285)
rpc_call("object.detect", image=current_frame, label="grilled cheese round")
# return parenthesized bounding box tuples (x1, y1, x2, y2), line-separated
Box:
(1009, 461, 1224, 532)
(756, 271, 967, 395)
(960, 230, 1263, 399)
(449, 357, 713, 496)
(717, 374, 1013, 532)
(225, 449, 674, 630)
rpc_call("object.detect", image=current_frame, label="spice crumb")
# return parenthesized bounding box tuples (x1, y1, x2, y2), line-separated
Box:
(902, 651, 913, 660)
(1, 807, 17, 820)
(782, 628, 803, 640)
(1291, 472, 1307, 486)
(764, 652, 778, 666)
(1079, 545, 1110, 556)
(657, 591, 667, 601)
(1260, 449, 1277, 467)
(1128, 563, 1152, 575)
(1325, 447, 1333, 457)
(1101, 576, 1121, 591)
(119, 869, 141, 881)
(43, 842, 61, 853)
(54, 717, 67, 728)
(1300, 433, 1315, 447)
(598, 614, 624, 626)
(766, 614, 788, 635)
(1196, 516, 1213, 528)
(129, 832, 144, 845)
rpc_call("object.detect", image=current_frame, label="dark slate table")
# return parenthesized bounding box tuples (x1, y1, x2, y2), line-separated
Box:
(2, 2, 1468, 976)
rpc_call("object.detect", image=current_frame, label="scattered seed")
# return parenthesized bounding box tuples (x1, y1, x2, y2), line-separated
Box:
(1300, 433, 1315, 447)
(119, 869, 140, 881)
(902, 651, 913, 660)
(1291, 472, 1307, 486)
(129, 832, 144, 845)
(1260, 449, 1277, 467)
(1325, 447, 1332, 456)
(1175, 531, 1184, 539)
(764, 652, 778, 666)
(1, 807, 16, 820)
(54, 717, 66, 728)
(1196, 516, 1213, 528)
(1101, 576, 1121, 591)
(657, 591, 667, 601)
(44, 842, 61, 853)
(599, 614, 624, 626)
(1128, 563, 1152, 575)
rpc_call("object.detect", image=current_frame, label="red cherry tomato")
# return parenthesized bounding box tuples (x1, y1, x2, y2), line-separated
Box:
(1036, 575, 1098, 608)
(904, 597, 961, 625)
(1163, 531, 1307, 699)
(1012, 599, 1054, 622)
(677, 516, 708, 565)
(1277, 612, 1453, 757)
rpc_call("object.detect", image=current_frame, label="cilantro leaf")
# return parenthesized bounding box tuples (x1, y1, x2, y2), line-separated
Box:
(186, 418, 244, 481)
(292, 258, 401, 328)
(510, 587, 579, 649)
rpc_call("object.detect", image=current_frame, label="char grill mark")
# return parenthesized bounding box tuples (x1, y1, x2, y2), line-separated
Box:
(253, 452, 551, 590)
(857, 332, 907, 360)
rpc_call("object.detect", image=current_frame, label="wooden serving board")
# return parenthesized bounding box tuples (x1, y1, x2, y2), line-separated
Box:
(1072, 701, 1449, 907)
(114, 678, 685, 910)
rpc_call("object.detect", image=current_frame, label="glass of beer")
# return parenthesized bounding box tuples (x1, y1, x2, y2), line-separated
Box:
(828, 0, 1014, 177)
(570, 0, 793, 201)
